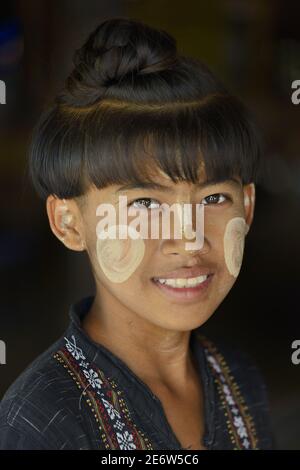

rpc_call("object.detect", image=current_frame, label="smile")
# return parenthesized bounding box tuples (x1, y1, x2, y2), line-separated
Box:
(151, 274, 213, 302)
(153, 275, 209, 288)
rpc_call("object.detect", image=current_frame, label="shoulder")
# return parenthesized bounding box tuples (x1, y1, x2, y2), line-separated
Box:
(198, 334, 275, 449)
(0, 336, 83, 449)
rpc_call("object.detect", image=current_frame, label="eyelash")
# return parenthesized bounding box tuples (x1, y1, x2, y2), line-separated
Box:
(128, 193, 231, 209)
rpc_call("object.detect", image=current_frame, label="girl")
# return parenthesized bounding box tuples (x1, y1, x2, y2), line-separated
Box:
(0, 17, 273, 450)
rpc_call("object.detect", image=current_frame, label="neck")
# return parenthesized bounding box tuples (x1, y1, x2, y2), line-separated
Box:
(81, 289, 197, 392)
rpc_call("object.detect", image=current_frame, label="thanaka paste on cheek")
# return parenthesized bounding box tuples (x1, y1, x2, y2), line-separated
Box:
(96, 224, 145, 283)
(223, 217, 248, 278)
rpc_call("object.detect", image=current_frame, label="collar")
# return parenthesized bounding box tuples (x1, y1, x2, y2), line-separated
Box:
(65, 295, 216, 448)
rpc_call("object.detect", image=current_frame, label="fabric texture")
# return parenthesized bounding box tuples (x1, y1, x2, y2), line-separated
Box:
(0, 296, 274, 450)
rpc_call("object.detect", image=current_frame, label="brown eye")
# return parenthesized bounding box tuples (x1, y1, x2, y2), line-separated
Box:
(201, 193, 228, 205)
(128, 198, 160, 210)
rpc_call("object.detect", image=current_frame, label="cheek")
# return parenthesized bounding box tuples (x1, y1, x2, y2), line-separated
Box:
(96, 225, 145, 283)
(223, 217, 247, 278)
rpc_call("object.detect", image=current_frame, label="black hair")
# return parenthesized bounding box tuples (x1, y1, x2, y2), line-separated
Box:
(28, 16, 263, 201)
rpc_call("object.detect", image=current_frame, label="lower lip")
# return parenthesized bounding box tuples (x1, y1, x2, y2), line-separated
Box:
(151, 274, 213, 302)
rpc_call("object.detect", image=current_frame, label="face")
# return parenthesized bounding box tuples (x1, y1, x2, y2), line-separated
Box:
(47, 167, 255, 332)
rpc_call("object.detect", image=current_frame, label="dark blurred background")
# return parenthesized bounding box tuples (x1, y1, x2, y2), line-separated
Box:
(0, 0, 299, 450)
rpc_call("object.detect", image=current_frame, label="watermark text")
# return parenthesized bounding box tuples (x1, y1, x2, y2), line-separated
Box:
(0, 340, 6, 365)
(0, 80, 6, 104)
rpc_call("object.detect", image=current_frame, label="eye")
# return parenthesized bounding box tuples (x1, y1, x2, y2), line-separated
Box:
(201, 193, 229, 205)
(128, 198, 161, 210)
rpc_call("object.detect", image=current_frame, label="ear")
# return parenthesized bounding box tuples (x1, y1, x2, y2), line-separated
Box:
(243, 183, 255, 235)
(46, 195, 85, 251)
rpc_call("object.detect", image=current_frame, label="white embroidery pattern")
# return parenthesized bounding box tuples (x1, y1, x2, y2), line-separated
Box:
(64, 335, 86, 361)
(83, 369, 103, 389)
(205, 347, 256, 449)
(63, 335, 137, 450)
(116, 430, 137, 450)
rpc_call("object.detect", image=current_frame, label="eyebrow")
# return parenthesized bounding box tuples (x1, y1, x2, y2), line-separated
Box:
(115, 177, 241, 193)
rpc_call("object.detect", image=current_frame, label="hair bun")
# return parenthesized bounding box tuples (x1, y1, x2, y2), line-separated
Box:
(57, 17, 178, 107)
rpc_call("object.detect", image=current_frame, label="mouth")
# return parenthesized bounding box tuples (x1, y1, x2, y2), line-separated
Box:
(151, 273, 214, 302)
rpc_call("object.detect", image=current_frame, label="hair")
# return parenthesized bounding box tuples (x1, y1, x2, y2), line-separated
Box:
(28, 16, 263, 202)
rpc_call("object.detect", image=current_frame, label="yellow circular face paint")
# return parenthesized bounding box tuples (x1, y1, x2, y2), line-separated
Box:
(96, 224, 145, 283)
(223, 217, 248, 278)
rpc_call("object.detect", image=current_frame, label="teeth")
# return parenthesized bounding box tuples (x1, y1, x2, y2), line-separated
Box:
(155, 275, 208, 288)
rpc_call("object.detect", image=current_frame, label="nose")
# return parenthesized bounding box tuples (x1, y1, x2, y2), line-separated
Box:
(161, 233, 211, 257)
(160, 201, 210, 257)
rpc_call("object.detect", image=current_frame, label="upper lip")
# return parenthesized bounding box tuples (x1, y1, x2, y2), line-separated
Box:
(153, 266, 213, 280)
